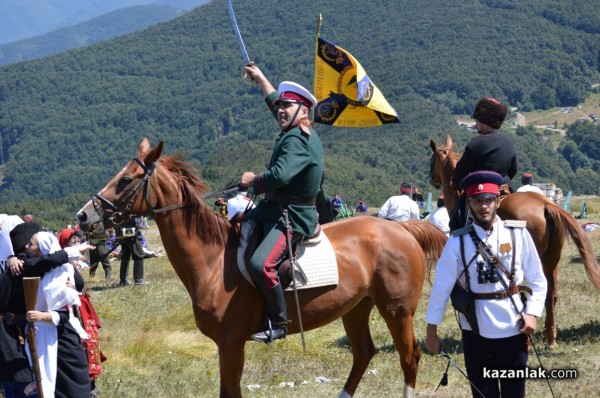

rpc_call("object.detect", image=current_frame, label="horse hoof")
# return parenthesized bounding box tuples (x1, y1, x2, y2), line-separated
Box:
(547, 341, 559, 349)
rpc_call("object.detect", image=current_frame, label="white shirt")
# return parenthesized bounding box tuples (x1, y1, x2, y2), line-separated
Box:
(227, 193, 255, 220)
(378, 194, 420, 221)
(426, 217, 547, 339)
(428, 206, 450, 236)
(517, 184, 544, 195)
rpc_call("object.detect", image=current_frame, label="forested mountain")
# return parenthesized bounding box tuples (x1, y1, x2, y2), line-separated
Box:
(0, 5, 188, 66)
(0, 0, 210, 45)
(0, 0, 599, 225)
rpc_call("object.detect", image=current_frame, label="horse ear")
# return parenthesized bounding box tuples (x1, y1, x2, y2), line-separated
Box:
(429, 139, 437, 153)
(138, 138, 151, 156)
(445, 133, 453, 148)
(143, 141, 164, 166)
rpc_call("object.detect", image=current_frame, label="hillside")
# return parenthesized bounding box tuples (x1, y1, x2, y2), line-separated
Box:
(0, 5, 186, 66)
(0, 0, 599, 223)
(0, 0, 210, 45)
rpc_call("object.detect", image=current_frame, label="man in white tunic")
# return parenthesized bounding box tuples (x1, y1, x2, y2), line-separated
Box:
(516, 172, 544, 195)
(425, 170, 547, 398)
(226, 189, 255, 221)
(378, 182, 420, 221)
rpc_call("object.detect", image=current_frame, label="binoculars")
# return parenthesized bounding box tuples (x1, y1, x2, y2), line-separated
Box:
(477, 258, 499, 284)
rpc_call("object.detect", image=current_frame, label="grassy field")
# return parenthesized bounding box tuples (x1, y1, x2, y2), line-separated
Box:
(68, 199, 600, 397)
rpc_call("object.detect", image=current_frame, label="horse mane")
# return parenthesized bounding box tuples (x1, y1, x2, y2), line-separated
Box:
(160, 153, 230, 246)
(398, 221, 448, 285)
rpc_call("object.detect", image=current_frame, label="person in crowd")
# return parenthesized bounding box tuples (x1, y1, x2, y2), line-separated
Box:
(214, 198, 228, 218)
(516, 172, 544, 195)
(427, 195, 450, 236)
(239, 63, 323, 344)
(58, 229, 106, 398)
(12, 227, 91, 398)
(315, 173, 336, 224)
(104, 227, 120, 258)
(330, 192, 343, 211)
(355, 199, 368, 214)
(226, 189, 255, 220)
(139, 232, 159, 259)
(57, 230, 89, 271)
(449, 97, 518, 231)
(378, 182, 420, 221)
(87, 229, 112, 282)
(1, 219, 67, 398)
(116, 219, 147, 286)
(412, 186, 424, 206)
(22, 215, 34, 223)
(425, 171, 547, 398)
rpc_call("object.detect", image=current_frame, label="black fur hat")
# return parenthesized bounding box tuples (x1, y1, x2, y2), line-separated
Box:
(10, 221, 42, 255)
(472, 97, 507, 129)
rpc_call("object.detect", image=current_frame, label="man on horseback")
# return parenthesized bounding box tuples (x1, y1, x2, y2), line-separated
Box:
(449, 97, 518, 231)
(425, 170, 547, 398)
(239, 64, 323, 343)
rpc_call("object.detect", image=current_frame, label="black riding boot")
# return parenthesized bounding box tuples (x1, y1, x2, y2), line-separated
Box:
(251, 284, 288, 343)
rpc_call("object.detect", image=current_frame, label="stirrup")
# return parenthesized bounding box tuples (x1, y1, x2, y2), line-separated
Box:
(251, 319, 287, 344)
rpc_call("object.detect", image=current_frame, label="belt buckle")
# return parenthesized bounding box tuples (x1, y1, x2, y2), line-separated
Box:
(494, 291, 503, 300)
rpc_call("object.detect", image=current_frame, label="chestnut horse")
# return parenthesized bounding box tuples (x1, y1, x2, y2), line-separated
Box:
(429, 134, 600, 347)
(78, 138, 448, 398)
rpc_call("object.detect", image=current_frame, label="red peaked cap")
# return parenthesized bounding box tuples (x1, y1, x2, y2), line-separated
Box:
(460, 170, 504, 199)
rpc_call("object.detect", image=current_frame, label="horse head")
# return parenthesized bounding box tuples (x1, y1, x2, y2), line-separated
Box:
(78, 138, 164, 234)
(428, 133, 455, 189)
(428, 134, 463, 212)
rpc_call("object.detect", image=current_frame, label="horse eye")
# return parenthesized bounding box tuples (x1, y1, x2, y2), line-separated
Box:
(116, 176, 133, 192)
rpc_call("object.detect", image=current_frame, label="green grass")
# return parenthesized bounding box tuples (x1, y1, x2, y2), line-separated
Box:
(82, 202, 600, 397)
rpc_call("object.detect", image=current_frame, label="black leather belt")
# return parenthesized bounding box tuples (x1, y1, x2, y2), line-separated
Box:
(473, 285, 532, 300)
(0, 312, 26, 325)
(265, 192, 316, 206)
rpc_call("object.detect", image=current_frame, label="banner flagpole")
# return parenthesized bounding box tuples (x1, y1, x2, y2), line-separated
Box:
(23, 277, 44, 398)
(312, 14, 323, 123)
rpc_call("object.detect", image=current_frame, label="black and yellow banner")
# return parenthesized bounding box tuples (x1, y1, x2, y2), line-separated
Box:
(313, 37, 399, 127)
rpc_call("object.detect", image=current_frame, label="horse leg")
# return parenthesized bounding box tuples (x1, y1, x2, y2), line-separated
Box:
(338, 298, 376, 398)
(380, 311, 420, 398)
(542, 263, 559, 349)
(217, 340, 245, 398)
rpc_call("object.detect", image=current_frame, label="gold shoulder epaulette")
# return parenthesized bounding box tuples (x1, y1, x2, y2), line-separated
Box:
(504, 220, 527, 228)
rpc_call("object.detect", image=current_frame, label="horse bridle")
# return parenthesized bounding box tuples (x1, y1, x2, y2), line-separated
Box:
(428, 150, 443, 189)
(92, 158, 186, 225)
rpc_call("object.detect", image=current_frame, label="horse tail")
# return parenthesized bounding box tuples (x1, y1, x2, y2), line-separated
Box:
(397, 220, 448, 284)
(545, 203, 600, 290)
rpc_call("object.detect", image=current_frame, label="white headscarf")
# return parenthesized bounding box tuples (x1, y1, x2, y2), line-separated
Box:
(36, 232, 81, 311)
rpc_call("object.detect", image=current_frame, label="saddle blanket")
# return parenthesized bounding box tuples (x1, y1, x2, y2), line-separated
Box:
(237, 221, 338, 291)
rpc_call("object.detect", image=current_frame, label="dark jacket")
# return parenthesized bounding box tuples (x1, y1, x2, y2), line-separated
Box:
(454, 131, 518, 188)
(0, 251, 68, 382)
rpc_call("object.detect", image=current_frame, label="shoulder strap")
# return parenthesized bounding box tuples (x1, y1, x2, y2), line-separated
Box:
(459, 235, 478, 291)
(468, 226, 515, 283)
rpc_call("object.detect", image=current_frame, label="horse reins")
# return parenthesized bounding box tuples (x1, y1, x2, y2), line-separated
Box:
(92, 157, 187, 225)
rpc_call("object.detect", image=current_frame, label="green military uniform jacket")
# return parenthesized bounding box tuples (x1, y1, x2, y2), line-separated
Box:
(250, 91, 324, 236)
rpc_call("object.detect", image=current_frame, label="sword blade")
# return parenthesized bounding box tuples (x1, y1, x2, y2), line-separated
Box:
(227, 0, 251, 63)
(204, 184, 240, 200)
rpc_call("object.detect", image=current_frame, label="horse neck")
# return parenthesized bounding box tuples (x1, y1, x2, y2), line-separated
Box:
(150, 169, 227, 294)
(441, 152, 461, 213)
